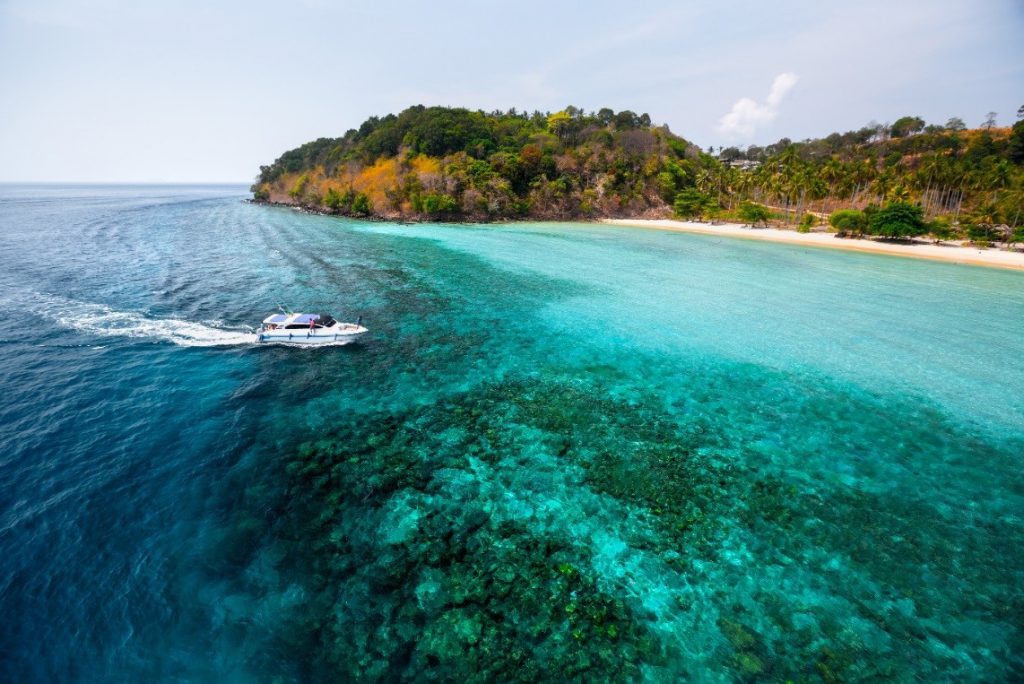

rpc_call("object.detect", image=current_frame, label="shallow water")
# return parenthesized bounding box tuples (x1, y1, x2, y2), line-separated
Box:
(0, 185, 1022, 681)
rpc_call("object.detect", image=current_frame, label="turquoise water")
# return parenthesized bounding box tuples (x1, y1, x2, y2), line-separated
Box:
(0, 185, 1022, 681)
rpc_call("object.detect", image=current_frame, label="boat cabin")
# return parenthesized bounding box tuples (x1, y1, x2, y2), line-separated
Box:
(261, 313, 337, 331)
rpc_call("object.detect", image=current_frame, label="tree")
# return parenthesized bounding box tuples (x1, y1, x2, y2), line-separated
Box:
(720, 146, 743, 162)
(547, 110, 572, 138)
(945, 117, 967, 131)
(890, 115, 925, 138)
(829, 209, 867, 237)
(1017, 104, 1024, 120)
(982, 112, 997, 129)
(1008, 120, 1024, 164)
(351, 192, 371, 215)
(288, 173, 310, 200)
(673, 189, 711, 220)
(965, 203, 1003, 245)
(869, 201, 927, 240)
(323, 187, 343, 211)
(656, 172, 677, 203)
(738, 201, 770, 227)
(614, 110, 639, 130)
(420, 192, 459, 216)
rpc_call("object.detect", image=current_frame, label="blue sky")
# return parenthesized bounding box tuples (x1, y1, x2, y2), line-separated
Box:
(0, 0, 1021, 182)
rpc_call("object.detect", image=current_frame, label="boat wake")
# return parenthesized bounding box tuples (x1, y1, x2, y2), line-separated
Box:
(35, 295, 255, 347)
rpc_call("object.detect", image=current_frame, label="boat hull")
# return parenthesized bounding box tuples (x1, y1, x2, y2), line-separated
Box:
(257, 324, 367, 346)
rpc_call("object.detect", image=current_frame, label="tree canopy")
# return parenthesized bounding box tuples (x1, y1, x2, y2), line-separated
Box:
(890, 116, 925, 138)
(869, 202, 927, 239)
(252, 105, 1024, 235)
(829, 209, 867, 236)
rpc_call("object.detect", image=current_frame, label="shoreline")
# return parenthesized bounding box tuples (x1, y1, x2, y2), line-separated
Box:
(249, 200, 1024, 272)
(602, 219, 1024, 272)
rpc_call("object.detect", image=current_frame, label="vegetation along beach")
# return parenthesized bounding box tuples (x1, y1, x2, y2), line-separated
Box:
(252, 105, 1024, 268)
(2, 1, 1023, 682)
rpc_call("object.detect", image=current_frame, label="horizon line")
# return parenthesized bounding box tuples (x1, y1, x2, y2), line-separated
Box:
(0, 180, 250, 186)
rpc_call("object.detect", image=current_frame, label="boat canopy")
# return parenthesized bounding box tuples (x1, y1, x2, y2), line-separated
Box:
(261, 312, 322, 325)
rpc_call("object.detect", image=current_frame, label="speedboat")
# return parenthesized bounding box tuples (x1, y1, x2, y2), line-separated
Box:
(257, 312, 367, 345)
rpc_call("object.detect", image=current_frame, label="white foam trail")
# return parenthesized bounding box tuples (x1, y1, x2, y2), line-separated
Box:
(34, 295, 255, 347)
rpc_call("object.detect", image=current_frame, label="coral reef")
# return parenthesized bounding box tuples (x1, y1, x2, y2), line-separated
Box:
(207, 374, 1024, 681)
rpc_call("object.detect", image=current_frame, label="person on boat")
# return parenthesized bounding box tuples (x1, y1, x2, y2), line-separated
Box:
(309, 317, 316, 335)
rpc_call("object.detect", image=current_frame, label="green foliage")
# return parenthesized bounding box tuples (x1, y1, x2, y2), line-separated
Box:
(890, 116, 925, 138)
(1008, 120, 1024, 164)
(547, 111, 572, 138)
(256, 104, 1024, 224)
(829, 209, 867, 236)
(965, 224, 995, 246)
(323, 187, 342, 211)
(1009, 224, 1024, 247)
(351, 192, 371, 215)
(252, 186, 270, 201)
(324, 187, 357, 213)
(657, 172, 678, 203)
(927, 217, 955, 243)
(869, 202, 927, 240)
(288, 173, 310, 199)
(738, 202, 770, 227)
(673, 189, 711, 220)
(417, 193, 459, 216)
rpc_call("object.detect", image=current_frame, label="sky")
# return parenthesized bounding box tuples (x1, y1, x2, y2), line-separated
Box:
(0, 0, 1021, 183)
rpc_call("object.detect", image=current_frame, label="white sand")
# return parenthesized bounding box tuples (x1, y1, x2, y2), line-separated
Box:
(601, 219, 1024, 271)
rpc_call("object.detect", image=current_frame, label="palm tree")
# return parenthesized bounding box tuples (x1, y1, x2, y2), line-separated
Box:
(917, 154, 944, 216)
(695, 168, 713, 195)
(869, 170, 894, 206)
(987, 159, 1012, 204)
(820, 159, 844, 211)
(887, 184, 911, 203)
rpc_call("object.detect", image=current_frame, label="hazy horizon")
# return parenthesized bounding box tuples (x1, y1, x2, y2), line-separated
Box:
(1, 0, 1021, 183)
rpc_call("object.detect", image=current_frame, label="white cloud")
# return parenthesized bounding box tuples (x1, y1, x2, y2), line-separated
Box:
(717, 72, 798, 139)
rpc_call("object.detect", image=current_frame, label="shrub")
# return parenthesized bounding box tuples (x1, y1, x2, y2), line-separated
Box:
(351, 192, 372, 215)
(421, 193, 459, 215)
(323, 187, 355, 213)
(829, 209, 867, 237)
(927, 217, 955, 243)
(738, 201, 770, 227)
(288, 173, 309, 200)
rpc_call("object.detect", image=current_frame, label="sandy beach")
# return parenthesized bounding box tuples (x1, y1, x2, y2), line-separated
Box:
(602, 219, 1024, 271)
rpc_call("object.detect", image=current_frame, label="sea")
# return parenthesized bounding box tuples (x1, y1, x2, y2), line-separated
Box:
(0, 184, 1021, 681)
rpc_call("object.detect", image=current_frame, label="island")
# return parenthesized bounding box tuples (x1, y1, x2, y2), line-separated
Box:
(252, 105, 1024, 266)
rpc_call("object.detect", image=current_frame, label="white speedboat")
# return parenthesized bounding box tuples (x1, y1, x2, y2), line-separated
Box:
(257, 312, 367, 345)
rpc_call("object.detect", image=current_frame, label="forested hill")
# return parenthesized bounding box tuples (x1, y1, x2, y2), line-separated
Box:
(252, 106, 1024, 231)
(252, 105, 689, 220)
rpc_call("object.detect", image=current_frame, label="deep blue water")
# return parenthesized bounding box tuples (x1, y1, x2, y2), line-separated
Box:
(0, 185, 1022, 681)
